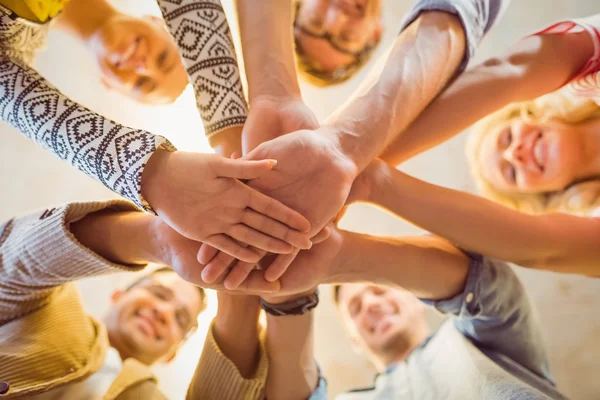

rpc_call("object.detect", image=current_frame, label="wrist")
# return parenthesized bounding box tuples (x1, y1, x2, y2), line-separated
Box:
(141, 148, 172, 210)
(261, 288, 317, 305)
(321, 125, 369, 177)
(208, 127, 243, 157)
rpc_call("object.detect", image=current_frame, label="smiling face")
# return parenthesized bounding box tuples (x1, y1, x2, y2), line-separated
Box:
(337, 284, 427, 366)
(294, 0, 382, 82)
(478, 118, 591, 194)
(105, 272, 204, 365)
(89, 14, 188, 104)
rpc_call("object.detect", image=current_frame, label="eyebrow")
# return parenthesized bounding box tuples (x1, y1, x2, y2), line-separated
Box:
(158, 49, 177, 74)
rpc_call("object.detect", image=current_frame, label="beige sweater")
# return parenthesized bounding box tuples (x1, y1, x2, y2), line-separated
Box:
(0, 201, 267, 399)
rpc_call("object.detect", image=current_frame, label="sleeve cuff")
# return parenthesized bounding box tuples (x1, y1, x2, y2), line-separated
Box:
(421, 252, 483, 318)
(399, 0, 490, 72)
(188, 319, 268, 400)
(135, 139, 177, 215)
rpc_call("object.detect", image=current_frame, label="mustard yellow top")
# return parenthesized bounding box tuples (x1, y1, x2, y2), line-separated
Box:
(0, 0, 68, 22)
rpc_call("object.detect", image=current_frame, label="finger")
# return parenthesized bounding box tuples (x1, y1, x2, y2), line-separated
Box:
(201, 250, 238, 283)
(239, 270, 281, 293)
(224, 260, 257, 290)
(215, 157, 277, 179)
(229, 224, 295, 254)
(203, 234, 262, 264)
(245, 187, 311, 232)
(311, 226, 331, 244)
(197, 243, 219, 265)
(265, 248, 300, 282)
(242, 210, 312, 249)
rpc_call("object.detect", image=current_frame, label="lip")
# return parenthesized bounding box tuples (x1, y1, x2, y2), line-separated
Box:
(531, 131, 545, 172)
(115, 37, 142, 70)
(135, 310, 159, 340)
(375, 315, 394, 336)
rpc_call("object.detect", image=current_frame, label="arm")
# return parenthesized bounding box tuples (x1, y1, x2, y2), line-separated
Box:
(235, 0, 318, 154)
(325, 10, 467, 172)
(355, 160, 600, 275)
(0, 201, 151, 324)
(187, 293, 267, 400)
(381, 22, 595, 164)
(156, 0, 247, 139)
(262, 290, 321, 400)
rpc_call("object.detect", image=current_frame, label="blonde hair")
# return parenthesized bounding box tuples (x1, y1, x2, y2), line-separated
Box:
(466, 90, 600, 216)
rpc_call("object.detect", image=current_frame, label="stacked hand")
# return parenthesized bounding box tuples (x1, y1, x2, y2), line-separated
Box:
(141, 149, 314, 264)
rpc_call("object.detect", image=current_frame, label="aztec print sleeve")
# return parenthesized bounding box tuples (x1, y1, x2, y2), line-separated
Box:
(156, 0, 248, 138)
(531, 13, 600, 101)
(0, 56, 176, 212)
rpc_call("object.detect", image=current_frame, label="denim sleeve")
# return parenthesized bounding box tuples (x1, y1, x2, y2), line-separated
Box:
(309, 363, 328, 400)
(399, 0, 510, 71)
(421, 254, 553, 382)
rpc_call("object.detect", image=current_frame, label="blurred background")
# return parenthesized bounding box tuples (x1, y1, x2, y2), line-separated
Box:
(1, 0, 600, 398)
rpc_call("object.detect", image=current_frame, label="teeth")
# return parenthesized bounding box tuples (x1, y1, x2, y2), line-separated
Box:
(533, 132, 544, 170)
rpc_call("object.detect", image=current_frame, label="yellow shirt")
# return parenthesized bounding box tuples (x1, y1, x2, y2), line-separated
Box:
(0, 0, 68, 23)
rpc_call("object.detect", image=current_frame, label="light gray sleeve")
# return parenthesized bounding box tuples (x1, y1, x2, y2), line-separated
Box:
(399, 0, 511, 71)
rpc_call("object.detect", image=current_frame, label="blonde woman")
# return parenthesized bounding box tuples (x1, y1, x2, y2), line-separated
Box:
(342, 14, 600, 276)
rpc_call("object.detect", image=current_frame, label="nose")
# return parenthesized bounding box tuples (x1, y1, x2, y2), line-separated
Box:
(504, 141, 528, 166)
(152, 303, 173, 329)
(134, 56, 149, 75)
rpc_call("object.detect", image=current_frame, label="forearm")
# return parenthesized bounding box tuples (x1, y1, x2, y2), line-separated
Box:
(0, 201, 145, 323)
(213, 294, 262, 379)
(70, 210, 159, 266)
(326, 11, 466, 172)
(156, 0, 248, 138)
(380, 31, 594, 165)
(265, 305, 318, 400)
(0, 57, 173, 211)
(370, 164, 600, 274)
(236, 0, 300, 102)
(329, 231, 469, 301)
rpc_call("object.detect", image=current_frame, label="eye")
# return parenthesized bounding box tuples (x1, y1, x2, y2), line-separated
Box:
(157, 49, 168, 68)
(348, 299, 361, 317)
(501, 128, 513, 149)
(504, 163, 517, 184)
(175, 310, 187, 330)
(134, 76, 150, 90)
(149, 286, 168, 300)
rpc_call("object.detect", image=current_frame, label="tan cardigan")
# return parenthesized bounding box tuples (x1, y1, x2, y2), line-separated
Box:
(0, 201, 267, 399)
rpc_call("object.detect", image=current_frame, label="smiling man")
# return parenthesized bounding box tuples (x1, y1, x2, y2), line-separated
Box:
(0, 200, 267, 399)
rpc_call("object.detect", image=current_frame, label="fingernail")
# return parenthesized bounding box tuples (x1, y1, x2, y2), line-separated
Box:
(308, 241, 313, 249)
(269, 159, 277, 167)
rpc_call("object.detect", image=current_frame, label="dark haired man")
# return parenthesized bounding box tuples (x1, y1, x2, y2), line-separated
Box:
(0, 200, 267, 399)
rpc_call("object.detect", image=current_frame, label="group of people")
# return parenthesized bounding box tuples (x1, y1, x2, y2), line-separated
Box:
(1, 0, 599, 398)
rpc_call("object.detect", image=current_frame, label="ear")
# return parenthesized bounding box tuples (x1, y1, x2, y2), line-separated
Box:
(143, 15, 165, 29)
(373, 22, 383, 43)
(111, 290, 125, 304)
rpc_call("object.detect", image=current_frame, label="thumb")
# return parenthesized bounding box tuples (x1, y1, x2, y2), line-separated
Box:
(214, 157, 277, 179)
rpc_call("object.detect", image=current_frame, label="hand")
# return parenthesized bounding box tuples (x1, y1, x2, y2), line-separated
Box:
(141, 150, 312, 263)
(243, 129, 357, 281)
(346, 158, 391, 205)
(262, 224, 343, 298)
(242, 95, 319, 154)
(148, 217, 281, 293)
